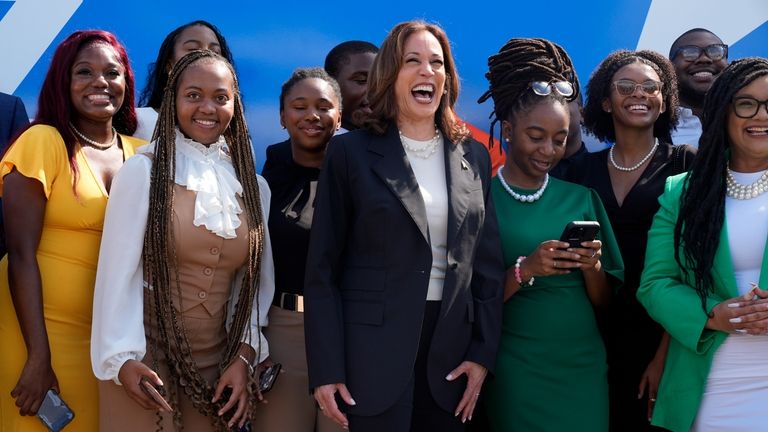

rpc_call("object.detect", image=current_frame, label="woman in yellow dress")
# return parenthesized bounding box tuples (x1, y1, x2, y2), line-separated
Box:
(0, 30, 143, 431)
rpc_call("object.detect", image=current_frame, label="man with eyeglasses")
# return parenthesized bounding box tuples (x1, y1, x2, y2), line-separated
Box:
(668, 28, 729, 147)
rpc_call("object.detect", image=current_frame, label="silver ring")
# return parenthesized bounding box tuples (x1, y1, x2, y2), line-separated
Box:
(475, 393, 480, 397)
(553, 261, 557, 268)
(319, 405, 324, 411)
(650, 398, 656, 402)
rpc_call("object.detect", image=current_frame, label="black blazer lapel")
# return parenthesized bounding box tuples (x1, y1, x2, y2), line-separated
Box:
(445, 138, 475, 253)
(370, 126, 430, 245)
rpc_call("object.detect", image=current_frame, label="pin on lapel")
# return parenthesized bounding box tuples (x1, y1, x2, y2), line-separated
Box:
(461, 160, 469, 170)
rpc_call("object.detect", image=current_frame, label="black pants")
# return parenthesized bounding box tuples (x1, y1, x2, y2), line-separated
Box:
(348, 301, 465, 432)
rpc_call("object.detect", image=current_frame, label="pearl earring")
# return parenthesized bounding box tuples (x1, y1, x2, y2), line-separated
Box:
(443, 89, 448, 95)
(504, 137, 510, 143)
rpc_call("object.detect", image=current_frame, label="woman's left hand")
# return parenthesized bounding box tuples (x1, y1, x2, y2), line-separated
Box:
(567, 240, 602, 272)
(638, 355, 664, 421)
(446, 360, 487, 423)
(213, 358, 251, 429)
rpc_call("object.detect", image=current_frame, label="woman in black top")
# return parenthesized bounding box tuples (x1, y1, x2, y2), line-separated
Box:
(254, 68, 344, 432)
(566, 50, 695, 431)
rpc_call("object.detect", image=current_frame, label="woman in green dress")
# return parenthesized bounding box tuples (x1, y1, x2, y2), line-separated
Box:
(477, 38, 624, 432)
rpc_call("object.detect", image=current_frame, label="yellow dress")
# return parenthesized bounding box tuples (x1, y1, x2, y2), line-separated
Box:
(0, 125, 143, 431)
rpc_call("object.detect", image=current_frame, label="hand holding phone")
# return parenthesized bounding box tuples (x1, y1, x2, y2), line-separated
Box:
(141, 378, 173, 412)
(559, 221, 600, 249)
(37, 389, 74, 432)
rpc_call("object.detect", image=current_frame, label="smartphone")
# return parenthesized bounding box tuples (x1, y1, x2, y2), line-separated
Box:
(259, 363, 282, 394)
(141, 378, 173, 412)
(36, 389, 74, 432)
(559, 221, 601, 248)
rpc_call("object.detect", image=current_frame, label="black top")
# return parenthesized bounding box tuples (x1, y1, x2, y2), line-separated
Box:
(261, 140, 320, 296)
(549, 141, 587, 180)
(565, 141, 695, 429)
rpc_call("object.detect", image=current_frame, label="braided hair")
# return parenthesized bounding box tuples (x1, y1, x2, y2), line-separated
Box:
(675, 57, 768, 314)
(583, 50, 679, 143)
(144, 50, 265, 430)
(478, 37, 579, 148)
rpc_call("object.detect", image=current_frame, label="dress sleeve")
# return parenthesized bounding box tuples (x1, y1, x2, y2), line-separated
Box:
(0, 126, 66, 199)
(588, 188, 625, 286)
(636, 175, 721, 354)
(91, 155, 152, 383)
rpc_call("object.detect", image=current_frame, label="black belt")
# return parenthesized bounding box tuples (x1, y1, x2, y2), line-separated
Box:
(272, 292, 304, 312)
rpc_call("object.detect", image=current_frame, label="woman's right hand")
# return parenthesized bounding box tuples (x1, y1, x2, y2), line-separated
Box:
(707, 285, 768, 334)
(117, 359, 167, 411)
(10, 356, 58, 415)
(522, 240, 583, 278)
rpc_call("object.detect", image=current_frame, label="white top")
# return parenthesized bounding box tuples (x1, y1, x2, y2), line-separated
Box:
(133, 107, 159, 141)
(707, 169, 768, 381)
(91, 129, 275, 383)
(401, 135, 448, 301)
(671, 106, 702, 148)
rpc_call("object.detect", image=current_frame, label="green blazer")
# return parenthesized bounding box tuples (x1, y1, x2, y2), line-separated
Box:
(637, 172, 768, 432)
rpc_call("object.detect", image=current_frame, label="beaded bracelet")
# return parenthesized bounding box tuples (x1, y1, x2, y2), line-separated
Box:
(238, 354, 255, 375)
(514, 256, 535, 287)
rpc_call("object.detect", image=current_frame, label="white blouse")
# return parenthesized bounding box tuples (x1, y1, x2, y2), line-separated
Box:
(91, 130, 275, 383)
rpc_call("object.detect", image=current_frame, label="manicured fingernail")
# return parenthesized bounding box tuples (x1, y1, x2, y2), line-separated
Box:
(730, 317, 742, 323)
(350, 398, 357, 405)
(735, 329, 748, 334)
(455, 411, 460, 417)
(728, 303, 740, 308)
(446, 374, 453, 380)
(566, 248, 573, 252)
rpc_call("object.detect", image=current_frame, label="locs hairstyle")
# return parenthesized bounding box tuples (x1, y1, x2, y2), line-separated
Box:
(478, 37, 579, 149)
(144, 50, 265, 430)
(583, 49, 679, 143)
(139, 20, 234, 110)
(279, 67, 342, 112)
(365, 20, 468, 144)
(19, 30, 136, 188)
(674, 57, 768, 314)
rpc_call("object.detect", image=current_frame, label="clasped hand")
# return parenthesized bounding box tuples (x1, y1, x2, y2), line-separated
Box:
(708, 284, 768, 335)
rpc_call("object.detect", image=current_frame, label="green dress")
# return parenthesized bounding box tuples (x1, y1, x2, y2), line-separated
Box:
(485, 176, 624, 432)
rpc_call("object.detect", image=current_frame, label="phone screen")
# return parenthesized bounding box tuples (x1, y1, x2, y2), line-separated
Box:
(259, 363, 282, 393)
(37, 390, 74, 432)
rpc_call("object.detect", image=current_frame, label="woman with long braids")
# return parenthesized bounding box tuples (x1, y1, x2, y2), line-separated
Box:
(134, 20, 235, 141)
(478, 38, 623, 431)
(0, 30, 141, 431)
(638, 57, 768, 432)
(566, 50, 695, 430)
(91, 50, 274, 431)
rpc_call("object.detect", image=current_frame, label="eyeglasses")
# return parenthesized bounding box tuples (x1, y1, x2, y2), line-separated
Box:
(530, 81, 575, 98)
(612, 79, 663, 96)
(671, 44, 728, 62)
(732, 96, 768, 119)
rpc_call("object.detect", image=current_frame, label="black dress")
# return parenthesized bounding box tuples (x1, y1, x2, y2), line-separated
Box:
(565, 142, 695, 432)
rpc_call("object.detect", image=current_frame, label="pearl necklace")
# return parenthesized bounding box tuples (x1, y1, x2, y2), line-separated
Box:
(609, 138, 659, 172)
(70, 123, 117, 150)
(726, 169, 768, 200)
(497, 167, 549, 203)
(399, 126, 441, 159)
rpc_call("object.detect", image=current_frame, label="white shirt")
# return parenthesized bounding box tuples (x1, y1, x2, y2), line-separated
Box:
(133, 107, 159, 142)
(91, 130, 275, 383)
(671, 106, 702, 148)
(401, 134, 448, 301)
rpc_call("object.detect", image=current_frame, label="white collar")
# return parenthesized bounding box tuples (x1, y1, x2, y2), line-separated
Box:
(141, 130, 244, 239)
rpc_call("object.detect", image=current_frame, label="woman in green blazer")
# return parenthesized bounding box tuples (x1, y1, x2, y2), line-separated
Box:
(638, 57, 768, 432)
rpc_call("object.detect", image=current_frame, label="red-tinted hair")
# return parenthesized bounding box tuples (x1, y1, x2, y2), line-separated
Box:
(22, 30, 137, 185)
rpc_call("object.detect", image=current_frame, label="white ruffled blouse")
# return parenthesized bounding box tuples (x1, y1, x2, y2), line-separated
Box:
(90, 130, 275, 383)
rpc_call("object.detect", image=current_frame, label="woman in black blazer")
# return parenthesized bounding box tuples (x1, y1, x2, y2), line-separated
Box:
(304, 20, 504, 432)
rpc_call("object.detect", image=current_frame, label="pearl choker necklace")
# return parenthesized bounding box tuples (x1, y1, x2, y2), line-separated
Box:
(726, 169, 768, 200)
(70, 123, 117, 150)
(609, 138, 659, 172)
(399, 126, 441, 159)
(497, 167, 549, 203)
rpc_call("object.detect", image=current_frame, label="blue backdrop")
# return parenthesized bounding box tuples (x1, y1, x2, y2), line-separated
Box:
(2, 0, 767, 167)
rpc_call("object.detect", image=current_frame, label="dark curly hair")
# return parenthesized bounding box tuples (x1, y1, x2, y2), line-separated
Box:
(139, 20, 234, 109)
(477, 37, 579, 149)
(279, 67, 342, 112)
(583, 50, 679, 143)
(675, 57, 768, 314)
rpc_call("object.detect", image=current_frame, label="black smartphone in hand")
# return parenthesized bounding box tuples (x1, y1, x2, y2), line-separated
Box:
(259, 363, 282, 394)
(559, 221, 600, 249)
(37, 389, 74, 432)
